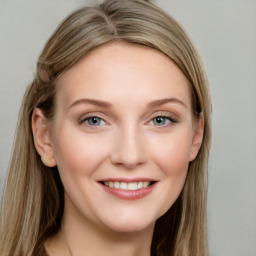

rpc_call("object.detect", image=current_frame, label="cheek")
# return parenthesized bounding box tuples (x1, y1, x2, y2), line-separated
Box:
(149, 131, 192, 217)
(150, 128, 192, 176)
(52, 126, 109, 179)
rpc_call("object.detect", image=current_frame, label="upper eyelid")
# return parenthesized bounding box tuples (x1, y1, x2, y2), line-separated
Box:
(78, 110, 178, 123)
(145, 111, 178, 126)
(79, 113, 108, 124)
(147, 116, 176, 125)
(147, 111, 177, 120)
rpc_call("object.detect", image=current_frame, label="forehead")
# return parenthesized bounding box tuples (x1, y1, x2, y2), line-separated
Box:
(55, 42, 192, 110)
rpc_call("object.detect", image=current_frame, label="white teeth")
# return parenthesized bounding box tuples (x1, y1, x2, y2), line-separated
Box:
(127, 182, 138, 190)
(114, 181, 120, 189)
(137, 181, 143, 189)
(103, 181, 152, 190)
(120, 182, 128, 190)
(143, 181, 150, 187)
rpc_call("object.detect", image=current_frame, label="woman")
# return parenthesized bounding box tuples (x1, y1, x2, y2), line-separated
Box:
(0, 0, 211, 255)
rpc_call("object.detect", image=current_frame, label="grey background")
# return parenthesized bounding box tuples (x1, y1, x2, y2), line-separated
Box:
(0, 0, 255, 255)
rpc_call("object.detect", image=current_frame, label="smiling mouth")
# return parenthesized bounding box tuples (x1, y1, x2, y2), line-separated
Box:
(99, 181, 156, 191)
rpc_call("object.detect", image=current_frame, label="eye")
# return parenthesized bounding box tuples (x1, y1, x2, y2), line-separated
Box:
(82, 116, 106, 126)
(149, 115, 176, 127)
(151, 116, 170, 126)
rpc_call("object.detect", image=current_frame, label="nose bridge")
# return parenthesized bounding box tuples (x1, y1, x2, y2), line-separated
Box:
(110, 121, 146, 168)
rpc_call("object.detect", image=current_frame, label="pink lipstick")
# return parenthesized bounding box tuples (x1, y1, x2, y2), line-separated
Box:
(98, 178, 157, 200)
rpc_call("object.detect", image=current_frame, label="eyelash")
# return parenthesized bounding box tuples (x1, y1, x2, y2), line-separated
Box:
(148, 115, 177, 127)
(79, 114, 107, 127)
(79, 112, 177, 128)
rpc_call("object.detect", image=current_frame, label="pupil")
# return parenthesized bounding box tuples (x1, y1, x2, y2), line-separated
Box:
(156, 117, 164, 125)
(92, 117, 99, 124)
(88, 117, 101, 125)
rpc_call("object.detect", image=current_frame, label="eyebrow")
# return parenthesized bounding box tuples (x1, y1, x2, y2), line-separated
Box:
(147, 98, 187, 108)
(66, 98, 112, 110)
(66, 97, 187, 110)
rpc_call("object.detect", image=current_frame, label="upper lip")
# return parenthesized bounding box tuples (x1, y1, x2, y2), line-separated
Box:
(98, 177, 157, 183)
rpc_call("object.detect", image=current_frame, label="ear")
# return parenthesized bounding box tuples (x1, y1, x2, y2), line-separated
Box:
(189, 112, 204, 161)
(31, 108, 57, 167)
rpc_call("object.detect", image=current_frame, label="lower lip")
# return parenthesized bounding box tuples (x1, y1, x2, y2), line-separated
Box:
(99, 182, 157, 200)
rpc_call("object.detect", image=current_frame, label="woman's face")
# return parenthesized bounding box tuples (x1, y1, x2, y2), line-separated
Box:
(45, 43, 202, 233)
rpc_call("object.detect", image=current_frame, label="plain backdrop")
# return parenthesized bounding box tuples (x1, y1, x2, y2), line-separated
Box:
(0, 0, 255, 255)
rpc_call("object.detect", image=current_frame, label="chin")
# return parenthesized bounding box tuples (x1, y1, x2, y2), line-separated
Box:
(101, 213, 156, 233)
(108, 222, 153, 234)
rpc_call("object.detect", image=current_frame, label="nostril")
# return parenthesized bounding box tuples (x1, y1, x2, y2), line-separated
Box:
(109, 132, 147, 168)
(110, 154, 146, 169)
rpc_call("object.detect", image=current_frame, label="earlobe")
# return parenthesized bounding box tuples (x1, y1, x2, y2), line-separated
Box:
(31, 108, 57, 167)
(189, 112, 204, 161)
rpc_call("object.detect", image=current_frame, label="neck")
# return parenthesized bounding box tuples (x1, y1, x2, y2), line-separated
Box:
(45, 198, 154, 256)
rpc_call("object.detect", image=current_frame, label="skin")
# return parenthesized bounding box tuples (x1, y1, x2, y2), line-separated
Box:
(32, 42, 203, 256)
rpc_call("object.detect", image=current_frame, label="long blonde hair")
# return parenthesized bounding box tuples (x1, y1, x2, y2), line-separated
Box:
(0, 0, 211, 255)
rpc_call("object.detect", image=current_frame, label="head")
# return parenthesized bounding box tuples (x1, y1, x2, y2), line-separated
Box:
(0, 1, 211, 256)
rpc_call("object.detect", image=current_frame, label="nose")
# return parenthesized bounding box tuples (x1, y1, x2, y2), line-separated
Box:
(110, 125, 147, 169)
